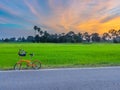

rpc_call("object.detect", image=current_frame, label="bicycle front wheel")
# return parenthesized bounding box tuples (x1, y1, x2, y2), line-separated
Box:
(32, 60, 41, 69)
(14, 63, 21, 70)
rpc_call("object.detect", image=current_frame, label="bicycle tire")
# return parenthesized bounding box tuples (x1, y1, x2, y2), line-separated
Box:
(14, 63, 21, 70)
(32, 60, 41, 69)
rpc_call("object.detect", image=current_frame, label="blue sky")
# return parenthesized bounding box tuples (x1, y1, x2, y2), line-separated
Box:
(0, 0, 120, 38)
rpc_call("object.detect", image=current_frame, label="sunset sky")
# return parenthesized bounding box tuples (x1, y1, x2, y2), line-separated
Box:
(0, 0, 120, 38)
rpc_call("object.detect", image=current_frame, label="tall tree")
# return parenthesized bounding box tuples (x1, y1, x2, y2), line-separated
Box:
(41, 31, 50, 42)
(39, 29, 43, 36)
(33, 26, 38, 36)
(37, 28, 41, 33)
(34, 35, 40, 43)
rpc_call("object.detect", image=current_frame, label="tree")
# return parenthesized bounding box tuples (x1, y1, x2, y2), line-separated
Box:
(27, 36, 34, 42)
(39, 30, 43, 36)
(48, 33, 58, 43)
(9, 37, 16, 42)
(37, 28, 41, 33)
(65, 31, 76, 43)
(108, 29, 118, 38)
(91, 33, 101, 42)
(37, 28, 44, 36)
(58, 33, 66, 43)
(4, 38, 9, 42)
(117, 29, 120, 36)
(21, 37, 26, 42)
(17, 37, 22, 42)
(108, 29, 120, 43)
(34, 35, 40, 43)
(39, 31, 49, 42)
(113, 37, 120, 43)
(82, 32, 90, 43)
(112, 30, 120, 43)
(76, 32, 83, 43)
(33, 25, 38, 36)
(102, 32, 111, 42)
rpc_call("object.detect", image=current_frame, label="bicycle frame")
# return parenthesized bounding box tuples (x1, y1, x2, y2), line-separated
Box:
(17, 60, 33, 67)
(14, 52, 41, 70)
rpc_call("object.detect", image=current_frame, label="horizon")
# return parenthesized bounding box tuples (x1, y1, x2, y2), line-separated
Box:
(0, 0, 120, 38)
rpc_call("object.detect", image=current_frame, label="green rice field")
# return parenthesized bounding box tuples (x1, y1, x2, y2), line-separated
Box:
(0, 43, 120, 70)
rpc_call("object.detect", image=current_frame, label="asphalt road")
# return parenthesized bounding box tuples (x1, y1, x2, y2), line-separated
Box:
(0, 67, 120, 90)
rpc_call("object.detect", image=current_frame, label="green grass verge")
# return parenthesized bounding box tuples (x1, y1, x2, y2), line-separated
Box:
(0, 43, 120, 70)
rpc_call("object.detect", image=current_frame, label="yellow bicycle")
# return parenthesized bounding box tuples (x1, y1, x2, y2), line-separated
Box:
(14, 50, 41, 70)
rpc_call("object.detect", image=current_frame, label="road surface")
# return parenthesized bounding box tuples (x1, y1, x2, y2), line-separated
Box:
(0, 67, 120, 90)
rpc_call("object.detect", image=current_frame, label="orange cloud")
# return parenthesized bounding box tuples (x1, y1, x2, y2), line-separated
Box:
(100, 16, 120, 33)
(5, 0, 120, 34)
(74, 16, 120, 34)
(45, 0, 120, 34)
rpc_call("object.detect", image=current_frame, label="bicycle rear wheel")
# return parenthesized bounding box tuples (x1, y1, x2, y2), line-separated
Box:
(32, 60, 41, 69)
(14, 63, 21, 70)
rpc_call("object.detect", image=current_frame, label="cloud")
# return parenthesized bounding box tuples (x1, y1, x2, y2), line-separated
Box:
(24, 0, 40, 18)
(44, 0, 120, 33)
(1, 0, 120, 38)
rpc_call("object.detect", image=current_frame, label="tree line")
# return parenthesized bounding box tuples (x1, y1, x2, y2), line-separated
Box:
(1, 25, 120, 43)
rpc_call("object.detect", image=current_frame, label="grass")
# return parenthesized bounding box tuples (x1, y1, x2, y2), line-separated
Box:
(0, 43, 120, 70)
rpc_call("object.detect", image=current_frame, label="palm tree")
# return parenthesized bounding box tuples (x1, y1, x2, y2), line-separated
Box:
(37, 28, 41, 33)
(33, 26, 38, 36)
(38, 28, 44, 36)
(43, 31, 50, 42)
